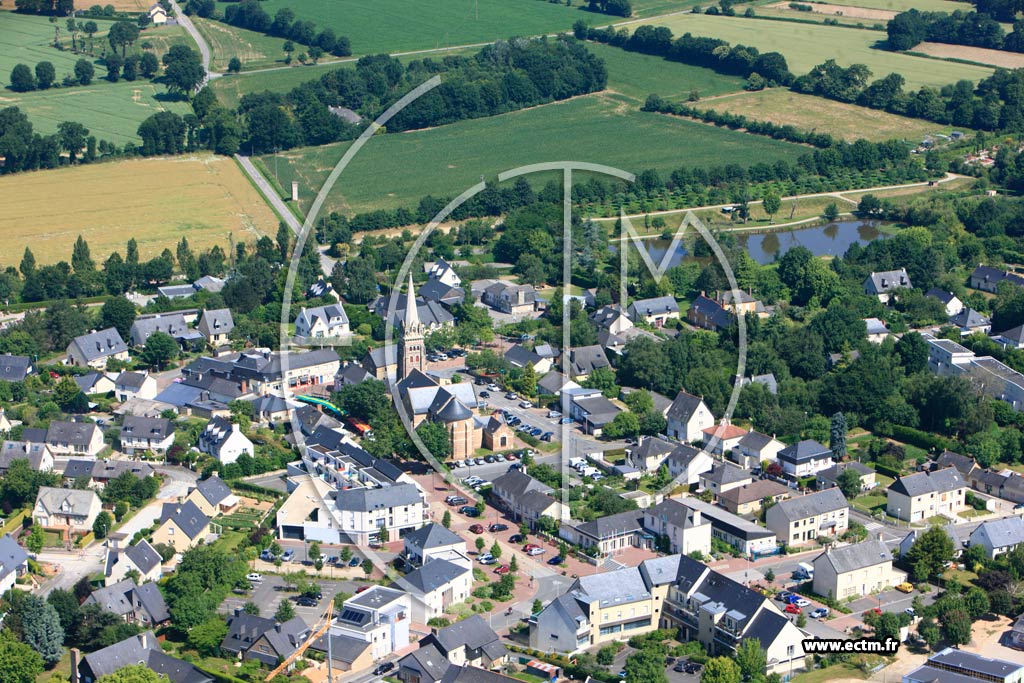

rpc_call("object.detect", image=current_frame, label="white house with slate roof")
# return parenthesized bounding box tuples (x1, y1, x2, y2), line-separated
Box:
(34, 486, 102, 532)
(0, 534, 29, 595)
(0, 354, 32, 382)
(67, 327, 129, 369)
(84, 577, 169, 626)
(78, 631, 213, 683)
(812, 538, 905, 601)
(699, 461, 751, 499)
(765, 488, 849, 545)
(185, 475, 239, 517)
(427, 258, 462, 288)
(864, 268, 912, 303)
(925, 288, 963, 317)
(129, 313, 195, 348)
(627, 435, 676, 472)
(394, 556, 473, 623)
(295, 304, 351, 340)
(666, 391, 714, 443)
(777, 439, 833, 479)
(333, 586, 411, 662)
(656, 497, 776, 555)
(627, 296, 679, 327)
(969, 516, 1024, 559)
(568, 345, 610, 380)
(403, 523, 466, 566)
(46, 420, 106, 457)
(641, 499, 711, 556)
(119, 415, 174, 455)
(663, 443, 714, 486)
(413, 614, 507, 672)
(198, 416, 253, 464)
(114, 371, 158, 402)
(152, 500, 210, 552)
(0, 440, 53, 473)
(104, 538, 163, 586)
(887, 467, 967, 523)
(731, 431, 784, 469)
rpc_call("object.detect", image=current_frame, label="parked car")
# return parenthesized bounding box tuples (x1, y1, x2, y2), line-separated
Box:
(373, 662, 395, 676)
(446, 495, 468, 505)
(505, 392, 518, 400)
(784, 604, 802, 614)
(461, 506, 481, 517)
(480, 391, 490, 398)
(326, 556, 339, 566)
(673, 662, 686, 673)
(541, 432, 553, 442)
(355, 584, 371, 593)
(895, 582, 914, 593)
(547, 410, 562, 418)
(246, 573, 263, 582)
(259, 549, 274, 561)
(509, 534, 525, 544)
(683, 662, 703, 675)
(489, 523, 509, 532)
(810, 608, 829, 619)
(488, 384, 499, 391)
(862, 607, 883, 617)
(524, 544, 545, 556)
(469, 524, 485, 534)
(506, 453, 518, 461)
(519, 401, 534, 409)
(484, 455, 496, 464)
(349, 557, 362, 567)
(905, 607, 916, 617)
(794, 598, 810, 607)
(494, 564, 510, 575)
(560, 417, 574, 424)
(477, 553, 495, 563)
(547, 556, 564, 565)
(296, 596, 318, 607)
(530, 427, 542, 436)
(776, 591, 793, 602)
(282, 550, 295, 562)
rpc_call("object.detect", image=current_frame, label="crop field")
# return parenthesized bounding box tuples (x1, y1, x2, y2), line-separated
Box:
(766, 2, 897, 21)
(695, 88, 944, 141)
(0, 154, 277, 266)
(644, 14, 993, 88)
(913, 42, 1024, 69)
(0, 13, 111, 88)
(0, 80, 191, 146)
(586, 42, 745, 102)
(259, 93, 806, 217)
(193, 17, 292, 71)
(253, 0, 698, 56)
(815, 0, 967, 11)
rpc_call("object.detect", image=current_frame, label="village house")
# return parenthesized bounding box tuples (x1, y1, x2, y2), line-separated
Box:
(765, 488, 849, 545)
(812, 539, 906, 601)
(220, 612, 310, 667)
(642, 498, 712, 557)
(925, 288, 964, 317)
(700, 423, 747, 456)
(45, 419, 106, 457)
(78, 631, 214, 683)
(398, 615, 506, 683)
(559, 510, 647, 556)
(0, 439, 54, 474)
(627, 296, 679, 327)
(185, 475, 239, 517)
(75, 371, 116, 395)
(731, 431, 784, 469)
(950, 307, 991, 336)
(129, 313, 198, 348)
(994, 324, 1024, 350)
(886, 467, 967, 523)
(815, 461, 876, 493)
(718, 479, 791, 516)
(0, 534, 29, 596)
(197, 308, 234, 346)
(660, 497, 777, 556)
(330, 586, 411, 663)
(481, 281, 537, 315)
(114, 371, 158, 402)
(969, 517, 1024, 559)
(119, 415, 175, 455)
(426, 258, 462, 288)
(687, 294, 733, 331)
(403, 522, 466, 567)
(152, 500, 211, 552)
(198, 415, 254, 464)
(394, 556, 473, 623)
(698, 462, 752, 499)
(490, 470, 567, 529)
(295, 304, 351, 340)
(568, 345, 610, 380)
(104, 537, 163, 586)
(970, 265, 1024, 293)
(0, 353, 32, 382)
(626, 435, 676, 472)
(863, 268, 912, 303)
(84, 578, 169, 627)
(67, 328, 130, 369)
(665, 390, 714, 443)
(777, 439, 834, 479)
(663, 443, 715, 486)
(33, 486, 102, 533)
(503, 344, 552, 374)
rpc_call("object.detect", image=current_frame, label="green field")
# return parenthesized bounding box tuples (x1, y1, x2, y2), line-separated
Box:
(260, 93, 805, 217)
(644, 14, 993, 88)
(252, 0, 698, 56)
(194, 16, 293, 71)
(0, 79, 191, 145)
(208, 45, 483, 110)
(587, 41, 745, 101)
(826, 0, 966, 11)
(1, 13, 110, 87)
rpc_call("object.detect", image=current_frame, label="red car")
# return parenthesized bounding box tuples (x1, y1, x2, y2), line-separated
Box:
(356, 585, 371, 593)
(469, 524, 485, 534)
(494, 564, 510, 575)
(863, 607, 883, 617)
(784, 604, 802, 615)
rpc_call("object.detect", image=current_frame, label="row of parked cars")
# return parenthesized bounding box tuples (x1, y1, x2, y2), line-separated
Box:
(776, 591, 828, 618)
(427, 348, 466, 362)
(501, 409, 554, 441)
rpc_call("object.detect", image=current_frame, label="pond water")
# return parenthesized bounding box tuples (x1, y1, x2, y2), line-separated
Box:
(626, 220, 888, 267)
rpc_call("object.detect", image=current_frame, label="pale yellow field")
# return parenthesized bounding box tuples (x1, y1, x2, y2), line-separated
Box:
(696, 88, 947, 141)
(915, 42, 1024, 69)
(0, 155, 277, 266)
(79, 0, 149, 10)
(766, 1, 897, 20)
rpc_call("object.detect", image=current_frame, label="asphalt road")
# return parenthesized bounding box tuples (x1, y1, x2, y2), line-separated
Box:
(221, 576, 362, 623)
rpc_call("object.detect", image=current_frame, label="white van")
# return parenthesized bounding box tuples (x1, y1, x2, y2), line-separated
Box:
(568, 457, 587, 469)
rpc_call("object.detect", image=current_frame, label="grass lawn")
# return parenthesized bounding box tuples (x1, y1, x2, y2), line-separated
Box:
(791, 663, 867, 683)
(42, 530, 63, 548)
(0, 154, 277, 266)
(643, 14, 993, 88)
(261, 93, 805, 217)
(0, 13, 110, 88)
(852, 494, 887, 514)
(692, 88, 949, 141)
(586, 41, 745, 103)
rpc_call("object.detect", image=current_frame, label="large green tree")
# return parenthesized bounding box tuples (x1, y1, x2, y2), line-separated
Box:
(100, 296, 137, 341)
(141, 331, 178, 370)
(187, 616, 228, 657)
(98, 664, 164, 683)
(735, 638, 766, 681)
(20, 596, 65, 665)
(624, 648, 667, 683)
(0, 629, 44, 683)
(905, 526, 955, 582)
(702, 657, 741, 683)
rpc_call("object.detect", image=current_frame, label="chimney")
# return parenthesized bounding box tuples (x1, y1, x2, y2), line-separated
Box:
(139, 633, 147, 648)
(70, 649, 81, 683)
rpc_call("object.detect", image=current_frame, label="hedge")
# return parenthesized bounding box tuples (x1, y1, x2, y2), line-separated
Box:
(0, 509, 30, 536)
(875, 422, 957, 454)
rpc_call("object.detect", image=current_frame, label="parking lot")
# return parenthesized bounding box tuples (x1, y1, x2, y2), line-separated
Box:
(221, 576, 363, 622)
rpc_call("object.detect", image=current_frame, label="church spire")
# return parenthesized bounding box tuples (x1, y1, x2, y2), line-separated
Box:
(404, 272, 422, 332)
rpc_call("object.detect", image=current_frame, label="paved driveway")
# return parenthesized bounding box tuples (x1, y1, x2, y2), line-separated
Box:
(221, 577, 363, 622)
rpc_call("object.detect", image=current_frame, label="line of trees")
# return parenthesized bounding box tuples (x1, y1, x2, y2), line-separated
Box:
(886, 8, 1023, 52)
(793, 59, 1024, 131)
(573, 20, 793, 84)
(13, 0, 74, 15)
(186, 0, 352, 58)
(585, 0, 633, 17)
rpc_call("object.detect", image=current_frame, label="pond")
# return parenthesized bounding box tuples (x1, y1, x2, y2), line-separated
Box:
(625, 220, 888, 267)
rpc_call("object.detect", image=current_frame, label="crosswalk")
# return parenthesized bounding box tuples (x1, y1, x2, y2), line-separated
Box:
(863, 521, 884, 532)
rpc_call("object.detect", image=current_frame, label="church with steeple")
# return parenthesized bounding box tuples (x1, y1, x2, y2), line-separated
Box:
(399, 273, 426, 380)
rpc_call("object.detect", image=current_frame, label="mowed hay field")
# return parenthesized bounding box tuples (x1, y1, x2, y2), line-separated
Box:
(914, 42, 1024, 69)
(696, 89, 945, 141)
(260, 93, 806, 217)
(815, 0, 966, 11)
(643, 14, 993, 88)
(0, 80, 192, 146)
(194, 17, 291, 71)
(587, 42, 744, 102)
(0, 155, 277, 266)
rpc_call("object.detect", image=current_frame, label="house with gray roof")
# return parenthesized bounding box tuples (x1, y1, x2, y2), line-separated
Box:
(815, 461, 876, 493)
(393, 557, 472, 623)
(0, 440, 54, 474)
(120, 414, 174, 455)
(536, 370, 579, 396)
(665, 390, 713, 443)
(568, 345, 610, 379)
(627, 296, 680, 327)
(698, 462, 752, 499)
(153, 500, 210, 552)
(84, 577, 169, 626)
(129, 313, 198, 348)
(373, 294, 455, 330)
(766, 488, 849, 545)
(0, 354, 32, 382)
(777, 439, 833, 479)
(419, 279, 465, 308)
(67, 327, 130, 369)
(295, 304, 350, 340)
(331, 482, 427, 545)
(403, 522, 466, 566)
(663, 443, 714, 486)
(559, 510, 646, 556)
(970, 516, 1024, 559)
(971, 265, 1024, 293)
(627, 435, 676, 472)
(570, 393, 621, 436)
(0, 533, 28, 595)
(731, 430, 784, 469)
(898, 524, 964, 560)
(105, 538, 163, 586)
(950, 307, 991, 336)
(398, 643, 452, 683)
(925, 288, 963, 317)
(887, 467, 967, 523)
(641, 498, 712, 556)
(658, 496, 775, 555)
(481, 281, 536, 315)
(197, 308, 234, 346)
(812, 538, 906, 601)
(687, 294, 733, 331)
(504, 344, 551, 374)
(45, 419, 105, 457)
(79, 631, 213, 683)
(420, 615, 506, 671)
(34, 486, 102, 532)
(332, 586, 411, 663)
(221, 612, 310, 667)
(863, 268, 911, 302)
